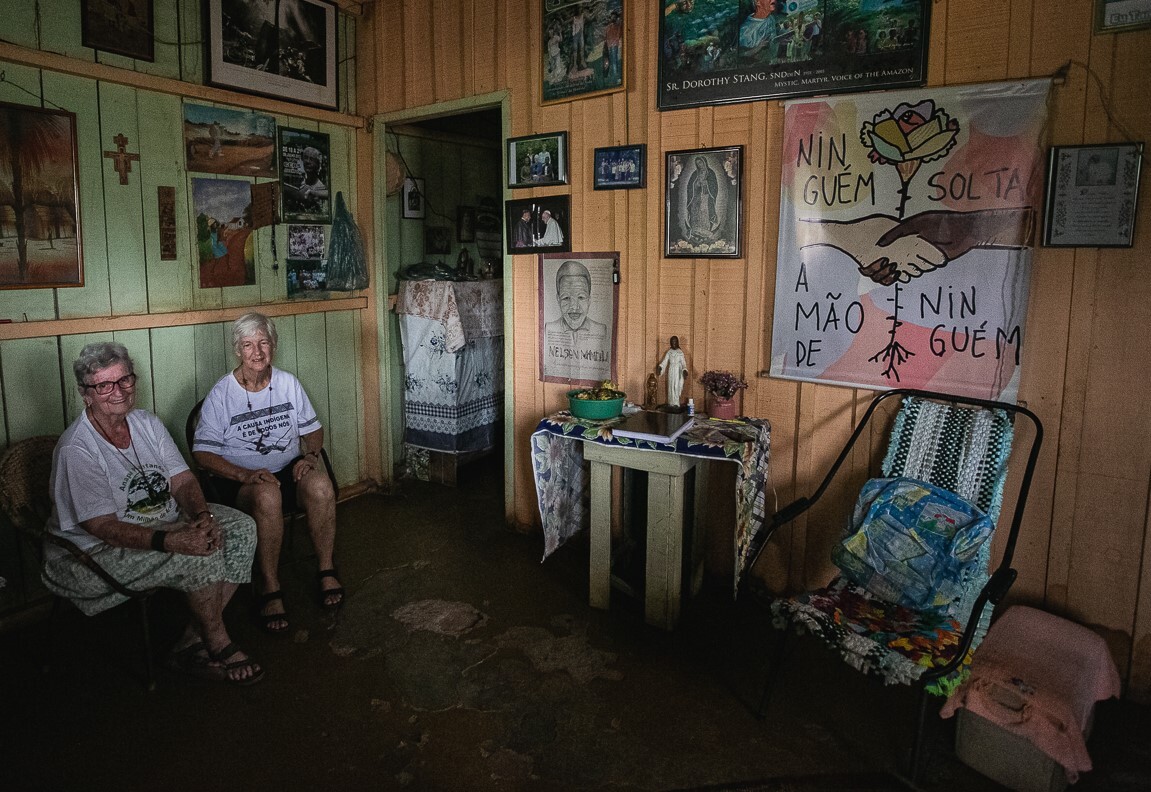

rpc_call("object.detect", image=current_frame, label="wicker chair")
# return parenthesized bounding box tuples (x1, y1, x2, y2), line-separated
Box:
(0, 435, 158, 691)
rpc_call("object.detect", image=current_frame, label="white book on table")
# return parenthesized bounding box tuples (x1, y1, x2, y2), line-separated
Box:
(611, 411, 694, 444)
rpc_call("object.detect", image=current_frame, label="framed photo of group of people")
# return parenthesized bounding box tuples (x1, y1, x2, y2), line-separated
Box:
(508, 132, 569, 188)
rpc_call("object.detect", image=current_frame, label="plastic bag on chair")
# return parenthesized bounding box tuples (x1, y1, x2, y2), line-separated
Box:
(326, 191, 369, 291)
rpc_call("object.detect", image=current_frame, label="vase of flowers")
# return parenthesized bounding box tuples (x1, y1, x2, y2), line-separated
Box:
(699, 370, 747, 420)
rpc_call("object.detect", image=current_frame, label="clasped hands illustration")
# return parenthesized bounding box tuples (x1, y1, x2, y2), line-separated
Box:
(797, 208, 1034, 285)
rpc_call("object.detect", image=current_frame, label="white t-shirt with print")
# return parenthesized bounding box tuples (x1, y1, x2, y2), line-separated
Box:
(192, 367, 320, 475)
(48, 409, 188, 554)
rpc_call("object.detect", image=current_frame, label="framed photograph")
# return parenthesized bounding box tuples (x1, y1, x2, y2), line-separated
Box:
(184, 103, 276, 178)
(1095, 0, 1151, 33)
(593, 144, 645, 190)
(1043, 143, 1144, 248)
(425, 227, 452, 255)
(542, 0, 625, 105)
(192, 177, 255, 288)
(665, 146, 743, 258)
(204, 0, 338, 111)
(279, 127, 331, 224)
(82, 0, 154, 61)
(457, 206, 476, 242)
(506, 197, 571, 255)
(538, 251, 619, 385)
(287, 258, 328, 296)
(0, 103, 83, 289)
(288, 225, 326, 259)
(402, 178, 426, 219)
(507, 132, 568, 188)
(658, 0, 930, 111)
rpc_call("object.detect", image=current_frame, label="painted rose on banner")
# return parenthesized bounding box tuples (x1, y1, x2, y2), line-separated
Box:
(770, 80, 1050, 400)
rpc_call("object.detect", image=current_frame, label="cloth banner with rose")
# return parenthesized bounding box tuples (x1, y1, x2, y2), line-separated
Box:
(769, 80, 1051, 400)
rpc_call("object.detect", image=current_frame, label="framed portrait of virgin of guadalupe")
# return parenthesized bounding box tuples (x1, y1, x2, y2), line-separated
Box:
(664, 145, 743, 258)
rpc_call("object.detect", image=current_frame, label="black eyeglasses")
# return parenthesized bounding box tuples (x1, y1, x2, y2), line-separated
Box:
(83, 373, 137, 395)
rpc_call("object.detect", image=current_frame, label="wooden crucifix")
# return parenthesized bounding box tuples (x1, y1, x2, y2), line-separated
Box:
(103, 133, 140, 185)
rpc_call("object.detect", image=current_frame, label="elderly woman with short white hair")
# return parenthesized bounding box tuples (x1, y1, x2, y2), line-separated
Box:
(193, 312, 341, 634)
(46, 341, 262, 685)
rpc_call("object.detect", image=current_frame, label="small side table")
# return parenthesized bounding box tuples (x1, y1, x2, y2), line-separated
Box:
(582, 442, 708, 630)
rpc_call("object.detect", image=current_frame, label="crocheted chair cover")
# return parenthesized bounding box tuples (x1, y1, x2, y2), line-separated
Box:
(771, 396, 1015, 692)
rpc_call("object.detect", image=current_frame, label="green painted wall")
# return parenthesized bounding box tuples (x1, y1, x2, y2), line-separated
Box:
(1, 0, 367, 487)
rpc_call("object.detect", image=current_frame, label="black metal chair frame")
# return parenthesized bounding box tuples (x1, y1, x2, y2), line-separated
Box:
(0, 435, 158, 691)
(185, 398, 339, 566)
(739, 388, 1043, 782)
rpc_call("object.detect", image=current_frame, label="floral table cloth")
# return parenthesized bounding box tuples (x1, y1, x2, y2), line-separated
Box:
(531, 411, 770, 593)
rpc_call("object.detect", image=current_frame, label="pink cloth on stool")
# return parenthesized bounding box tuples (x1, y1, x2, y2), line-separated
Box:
(940, 605, 1121, 782)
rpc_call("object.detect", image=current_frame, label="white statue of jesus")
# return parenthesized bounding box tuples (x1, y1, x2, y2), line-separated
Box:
(657, 336, 687, 409)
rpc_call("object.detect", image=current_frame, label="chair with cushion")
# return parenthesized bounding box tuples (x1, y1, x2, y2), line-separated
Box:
(0, 435, 158, 691)
(185, 398, 338, 565)
(740, 388, 1042, 782)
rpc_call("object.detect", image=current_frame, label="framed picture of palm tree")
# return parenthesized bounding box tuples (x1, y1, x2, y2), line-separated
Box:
(0, 102, 83, 289)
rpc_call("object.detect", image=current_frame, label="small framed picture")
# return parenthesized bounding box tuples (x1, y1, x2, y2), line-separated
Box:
(288, 225, 325, 259)
(457, 206, 476, 242)
(1095, 0, 1151, 33)
(279, 127, 331, 224)
(541, 0, 625, 105)
(184, 103, 276, 178)
(402, 177, 426, 219)
(507, 132, 568, 188)
(506, 196, 571, 255)
(665, 146, 743, 258)
(1043, 143, 1143, 248)
(593, 144, 645, 190)
(81, 0, 155, 61)
(204, 0, 338, 110)
(425, 227, 452, 255)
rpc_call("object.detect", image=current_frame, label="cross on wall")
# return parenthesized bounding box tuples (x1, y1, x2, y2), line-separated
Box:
(103, 133, 140, 185)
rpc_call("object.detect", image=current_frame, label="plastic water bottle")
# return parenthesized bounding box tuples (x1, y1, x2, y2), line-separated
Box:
(686, 398, 695, 416)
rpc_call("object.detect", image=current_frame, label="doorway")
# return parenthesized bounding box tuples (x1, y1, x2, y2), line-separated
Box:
(378, 98, 509, 505)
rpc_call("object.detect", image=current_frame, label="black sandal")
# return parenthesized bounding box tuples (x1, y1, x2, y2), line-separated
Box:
(210, 642, 265, 687)
(316, 569, 345, 611)
(256, 590, 290, 634)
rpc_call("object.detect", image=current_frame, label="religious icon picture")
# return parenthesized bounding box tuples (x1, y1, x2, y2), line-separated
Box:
(664, 145, 743, 258)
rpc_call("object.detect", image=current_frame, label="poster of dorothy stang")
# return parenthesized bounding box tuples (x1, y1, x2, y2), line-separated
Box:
(769, 80, 1051, 401)
(658, 0, 930, 111)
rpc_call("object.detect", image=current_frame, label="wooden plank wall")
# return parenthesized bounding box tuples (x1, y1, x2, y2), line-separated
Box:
(361, 0, 1151, 699)
(1, 0, 369, 489)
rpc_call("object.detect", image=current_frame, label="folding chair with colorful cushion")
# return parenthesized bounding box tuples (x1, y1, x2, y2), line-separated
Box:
(740, 388, 1043, 782)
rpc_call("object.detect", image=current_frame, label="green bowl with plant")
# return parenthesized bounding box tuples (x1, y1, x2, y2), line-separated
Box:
(567, 382, 626, 420)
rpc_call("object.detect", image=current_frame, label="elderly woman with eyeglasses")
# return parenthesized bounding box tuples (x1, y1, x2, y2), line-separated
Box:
(192, 312, 341, 635)
(45, 342, 263, 685)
